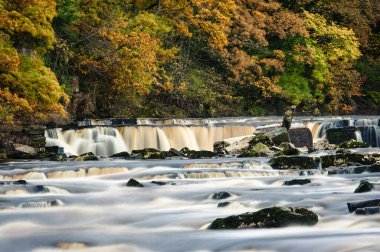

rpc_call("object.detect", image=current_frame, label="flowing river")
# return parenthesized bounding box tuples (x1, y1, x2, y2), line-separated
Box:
(1, 116, 380, 251)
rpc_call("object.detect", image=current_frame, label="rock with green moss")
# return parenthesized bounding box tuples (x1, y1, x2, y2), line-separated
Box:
(238, 143, 271, 158)
(339, 139, 369, 149)
(249, 133, 273, 146)
(321, 153, 376, 168)
(276, 142, 301, 156)
(270, 156, 317, 170)
(265, 127, 290, 146)
(326, 127, 358, 144)
(132, 148, 166, 159)
(74, 152, 99, 161)
(354, 180, 374, 193)
(208, 206, 318, 229)
(180, 148, 217, 159)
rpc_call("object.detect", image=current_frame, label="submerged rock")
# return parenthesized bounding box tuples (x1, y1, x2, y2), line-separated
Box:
(328, 164, 380, 175)
(151, 181, 167, 186)
(283, 179, 311, 186)
(347, 199, 380, 213)
(18, 199, 64, 208)
(354, 180, 374, 193)
(270, 156, 317, 170)
(208, 206, 318, 229)
(326, 127, 358, 144)
(126, 178, 144, 187)
(217, 202, 231, 208)
(212, 191, 232, 200)
(339, 139, 369, 149)
(0, 180, 27, 185)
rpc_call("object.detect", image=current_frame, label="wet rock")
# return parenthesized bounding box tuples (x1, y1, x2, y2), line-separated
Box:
(339, 139, 369, 149)
(354, 180, 374, 193)
(270, 156, 318, 170)
(238, 143, 271, 158)
(151, 181, 167, 186)
(354, 207, 380, 215)
(74, 152, 99, 161)
(347, 199, 380, 213)
(217, 202, 231, 207)
(309, 139, 337, 152)
(213, 136, 254, 155)
(45, 146, 64, 154)
(0, 180, 27, 185)
(276, 142, 301, 156)
(126, 178, 144, 187)
(18, 199, 64, 208)
(321, 153, 375, 168)
(326, 127, 358, 144)
(265, 127, 290, 146)
(110, 151, 131, 158)
(328, 164, 380, 175)
(49, 154, 67, 161)
(132, 148, 166, 159)
(168, 148, 185, 157)
(208, 206, 318, 229)
(283, 179, 311, 186)
(182, 149, 218, 159)
(212, 191, 232, 200)
(288, 128, 313, 148)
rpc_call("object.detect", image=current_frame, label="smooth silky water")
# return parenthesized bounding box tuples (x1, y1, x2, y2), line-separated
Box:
(2, 116, 380, 251)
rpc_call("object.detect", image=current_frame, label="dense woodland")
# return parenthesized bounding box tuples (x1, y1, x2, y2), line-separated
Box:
(0, 0, 379, 125)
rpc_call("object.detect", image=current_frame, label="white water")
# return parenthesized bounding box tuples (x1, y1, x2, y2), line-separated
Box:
(1, 157, 380, 252)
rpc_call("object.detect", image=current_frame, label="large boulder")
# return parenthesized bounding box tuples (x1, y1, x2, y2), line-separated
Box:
(238, 143, 271, 158)
(265, 127, 290, 146)
(208, 206, 318, 229)
(213, 135, 254, 155)
(326, 126, 359, 144)
(288, 128, 313, 148)
(270, 156, 318, 170)
(276, 142, 301, 156)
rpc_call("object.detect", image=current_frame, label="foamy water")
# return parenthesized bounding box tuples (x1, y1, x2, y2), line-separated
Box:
(1, 157, 380, 251)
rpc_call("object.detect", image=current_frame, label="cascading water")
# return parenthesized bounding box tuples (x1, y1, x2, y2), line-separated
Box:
(314, 117, 380, 146)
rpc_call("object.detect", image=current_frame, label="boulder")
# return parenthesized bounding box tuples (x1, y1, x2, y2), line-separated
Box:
(354, 207, 380, 215)
(110, 151, 131, 158)
(354, 180, 374, 193)
(339, 139, 369, 149)
(212, 191, 232, 200)
(310, 139, 337, 152)
(347, 199, 380, 213)
(126, 178, 144, 187)
(13, 143, 37, 154)
(288, 128, 313, 148)
(321, 153, 376, 168)
(265, 127, 290, 146)
(208, 206, 318, 229)
(74, 152, 99, 161)
(326, 127, 358, 144)
(213, 135, 254, 155)
(132, 148, 166, 159)
(182, 149, 218, 159)
(283, 179, 311, 186)
(270, 156, 318, 170)
(276, 142, 301, 156)
(238, 143, 271, 158)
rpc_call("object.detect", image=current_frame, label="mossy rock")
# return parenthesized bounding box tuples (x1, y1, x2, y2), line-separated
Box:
(238, 143, 270, 158)
(132, 148, 166, 159)
(74, 152, 99, 161)
(339, 139, 369, 149)
(248, 133, 273, 146)
(354, 180, 374, 193)
(208, 206, 318, 229)
(110, 151, 131, 158)
(276, 142, 301, 156)
(270, 156, 317, 170)
(326, 127, 358, 144)
(0, 152, 8, 160)
(49, 154, 67, 161)
(321, 153, 375, 168)
(180, 149, 217, 159)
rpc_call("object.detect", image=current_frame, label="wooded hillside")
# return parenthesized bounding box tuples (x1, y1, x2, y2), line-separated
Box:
(1, 0, 379, 124)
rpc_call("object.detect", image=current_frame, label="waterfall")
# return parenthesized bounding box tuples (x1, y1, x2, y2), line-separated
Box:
(46, 124, 256, 156)
(313, 117, 380, 146)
